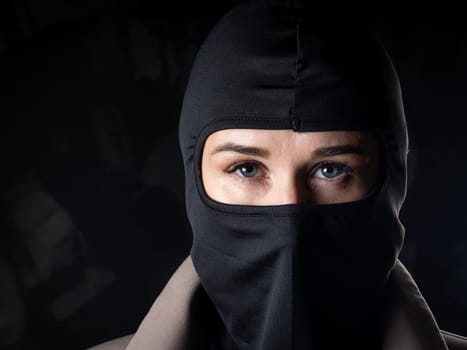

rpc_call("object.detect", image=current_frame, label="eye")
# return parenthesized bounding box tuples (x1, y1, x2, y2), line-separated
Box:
(235, 162, 259, 178)
(315, 163, 352, 179)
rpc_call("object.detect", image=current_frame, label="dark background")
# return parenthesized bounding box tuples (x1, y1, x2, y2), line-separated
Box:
(1, 1, 467, 349)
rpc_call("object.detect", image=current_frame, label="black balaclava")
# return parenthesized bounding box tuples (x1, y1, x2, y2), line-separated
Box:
(179, 0, 408, 349)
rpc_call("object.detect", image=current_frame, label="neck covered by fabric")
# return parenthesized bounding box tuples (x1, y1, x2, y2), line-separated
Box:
(178, 0, 409, 348)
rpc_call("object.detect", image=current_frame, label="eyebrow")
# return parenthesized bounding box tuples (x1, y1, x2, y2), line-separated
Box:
(211, 143, 270, 157)
(315, 145, 368, 158)
(211, 143, 368, 158)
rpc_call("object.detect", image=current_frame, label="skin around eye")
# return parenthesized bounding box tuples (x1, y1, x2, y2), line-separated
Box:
(307, 159, 373, 203)
(224, 159, 358, 204)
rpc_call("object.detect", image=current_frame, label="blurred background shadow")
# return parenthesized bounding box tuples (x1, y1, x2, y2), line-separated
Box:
(1, 1, 467, 349)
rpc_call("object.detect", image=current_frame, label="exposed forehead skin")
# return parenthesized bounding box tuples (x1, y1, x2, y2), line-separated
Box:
(205, 129, 374, 147)
(203, 129, 377, 158)
(202, 129, 379, 173)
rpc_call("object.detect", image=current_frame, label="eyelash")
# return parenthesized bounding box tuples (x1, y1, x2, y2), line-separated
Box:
(314, 163, 353, 181)
(225, 161, 353, 185)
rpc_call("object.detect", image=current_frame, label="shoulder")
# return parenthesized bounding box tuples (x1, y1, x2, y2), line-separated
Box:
(86, 256, 202, 350)
(86, 334, 133, 349)
(442, 330, 467, 350)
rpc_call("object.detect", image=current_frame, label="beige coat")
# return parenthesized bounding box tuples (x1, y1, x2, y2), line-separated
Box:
(89, 256, 467, 350)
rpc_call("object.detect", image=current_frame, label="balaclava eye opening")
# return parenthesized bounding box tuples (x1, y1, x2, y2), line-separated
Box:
(198, 129, 387, 209)
(178, 1, 408, 349)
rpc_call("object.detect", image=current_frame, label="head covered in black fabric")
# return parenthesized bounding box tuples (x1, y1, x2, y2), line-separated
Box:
(179, 0, 408, 348)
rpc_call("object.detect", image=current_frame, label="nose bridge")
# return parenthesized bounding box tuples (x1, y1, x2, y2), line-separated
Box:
(280, 170, 309, 205)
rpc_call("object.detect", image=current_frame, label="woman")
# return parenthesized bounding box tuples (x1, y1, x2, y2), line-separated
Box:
(90, 0, 467, 348)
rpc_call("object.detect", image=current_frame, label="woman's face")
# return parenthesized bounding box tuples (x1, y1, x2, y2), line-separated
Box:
(201, 129, 379, 205)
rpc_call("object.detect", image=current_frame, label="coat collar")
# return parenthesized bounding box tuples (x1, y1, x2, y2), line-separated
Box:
(382, 260, 448, 350)
(126, 257, 449, 350)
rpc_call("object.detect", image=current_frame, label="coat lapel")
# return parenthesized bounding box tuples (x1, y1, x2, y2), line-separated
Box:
(382, 260, 449, 350)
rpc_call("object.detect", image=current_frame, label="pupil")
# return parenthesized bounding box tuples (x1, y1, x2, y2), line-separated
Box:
(240, 164, 256, 177)
(323, 166, 337, 177)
